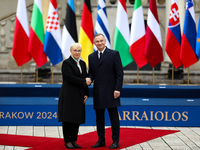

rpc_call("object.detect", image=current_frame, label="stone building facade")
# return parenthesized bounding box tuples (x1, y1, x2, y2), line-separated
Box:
(0, 0, 200, 84)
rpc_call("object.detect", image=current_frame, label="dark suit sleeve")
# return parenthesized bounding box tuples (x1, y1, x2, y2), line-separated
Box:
(114, 51, 123, 92)
(88, 55, 94, 82)
(84, 85, 89, 97)
(82, 61, 89, 97)
(62, 60, 86, 85)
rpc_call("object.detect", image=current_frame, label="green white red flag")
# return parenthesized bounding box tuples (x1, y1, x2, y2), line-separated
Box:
(129, 0, 148, 68)
(28, 0, 47, 67)
(113, 0, 133, 67)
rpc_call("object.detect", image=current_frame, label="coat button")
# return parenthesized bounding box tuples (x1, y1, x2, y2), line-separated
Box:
(99, 83, 101, 85)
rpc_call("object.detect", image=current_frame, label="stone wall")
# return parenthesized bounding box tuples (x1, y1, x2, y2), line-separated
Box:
(0, 0, 200, 82)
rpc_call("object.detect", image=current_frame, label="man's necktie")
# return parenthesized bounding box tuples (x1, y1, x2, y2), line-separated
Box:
(100, 52, 102, 59)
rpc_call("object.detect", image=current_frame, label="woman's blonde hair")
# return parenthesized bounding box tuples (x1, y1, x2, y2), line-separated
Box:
(70, 43, 82, 51)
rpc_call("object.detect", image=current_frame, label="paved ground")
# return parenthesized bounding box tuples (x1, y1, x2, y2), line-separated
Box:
(0, 126, 200, 150)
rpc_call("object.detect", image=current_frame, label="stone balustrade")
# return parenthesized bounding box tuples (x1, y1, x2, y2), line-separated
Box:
(0, 21, 6, 52)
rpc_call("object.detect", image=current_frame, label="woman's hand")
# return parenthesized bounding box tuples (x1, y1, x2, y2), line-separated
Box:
(83, 95, 88, 103)
(86, 78, 91, 86)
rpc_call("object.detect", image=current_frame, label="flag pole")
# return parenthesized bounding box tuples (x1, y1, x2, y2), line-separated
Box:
(187, 67, 190, 84)
(20, 66, 23, 83)
(51, 65, 54, 84)
(137, 66, 139, 83)
(152, 67, 154, 85)
(172, 64, 174, 85)
(36, 66, 38, 82)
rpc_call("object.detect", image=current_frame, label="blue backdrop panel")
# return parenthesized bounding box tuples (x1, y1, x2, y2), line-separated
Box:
(1, 84, 200, 126)
(0, 105, 96, 126)
(118, 105, 199, 127)
(1, 84, 200, 98)
(0, 105, 61, 126)
(1, 104, 199, 126)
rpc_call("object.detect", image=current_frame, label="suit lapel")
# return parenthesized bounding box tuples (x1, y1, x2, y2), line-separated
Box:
(99, 48, 109, 66)
(91, 51, 99, 65)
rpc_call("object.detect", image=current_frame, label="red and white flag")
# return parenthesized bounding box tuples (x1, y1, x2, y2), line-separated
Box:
(144, 0, 163, 68)
(12, 0, 31, 67)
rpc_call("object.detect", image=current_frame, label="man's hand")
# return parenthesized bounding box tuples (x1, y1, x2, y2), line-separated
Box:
(86, 78, 91, 86)
(114, 90, 120, 99)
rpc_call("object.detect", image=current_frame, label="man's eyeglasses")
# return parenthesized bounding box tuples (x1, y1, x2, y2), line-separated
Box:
(72, 49, 82, 53)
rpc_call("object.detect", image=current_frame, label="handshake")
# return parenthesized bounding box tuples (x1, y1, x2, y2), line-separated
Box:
(86, 77, 92, 86)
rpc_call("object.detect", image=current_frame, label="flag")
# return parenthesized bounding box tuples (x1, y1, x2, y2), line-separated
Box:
(79, 0, 94, 66)
(94, 0, 110, 49)
(180, 0, 198, 68)
(28, 0, 47, 67)
(129, 0, 148, 68)
(196, 13, 200, 58)
(44, 0, 62, 66)
(165, 0, 182, 68)
(113, 0, 133, 67)
(12, 0, 31, 67)
(144, 0, 163, 68)
(62, 0, 78, 59)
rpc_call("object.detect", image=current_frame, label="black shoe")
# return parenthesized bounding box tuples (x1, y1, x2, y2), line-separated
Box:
(65, 142, 76, 149)
(72, 141, 81, 148)
(92, 141, 106, 148)
(110, 142, 119, 149)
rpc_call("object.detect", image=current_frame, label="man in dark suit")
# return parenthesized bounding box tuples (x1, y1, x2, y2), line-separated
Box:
(88, 33, 123, 149)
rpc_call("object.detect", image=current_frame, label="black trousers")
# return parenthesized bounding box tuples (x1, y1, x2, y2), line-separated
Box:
(62, 122, 79, 143)
(95, 107, 120, 143)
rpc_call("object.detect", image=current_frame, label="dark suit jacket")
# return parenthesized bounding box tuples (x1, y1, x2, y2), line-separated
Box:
(58, 56, 88, 124)
(88, 47, 123, 109)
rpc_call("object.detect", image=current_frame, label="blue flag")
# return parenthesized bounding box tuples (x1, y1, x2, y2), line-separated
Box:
(196, 13, 200, 59)
(180, 0, 198, 68)
(94, 0, 110, 49)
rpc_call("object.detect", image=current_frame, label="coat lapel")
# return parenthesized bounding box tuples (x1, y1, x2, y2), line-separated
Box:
(80, 60, 87, 77)
(99, 48, 110, 66)
(92, 51, 99, 64)
(69, 56, 82, 76)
